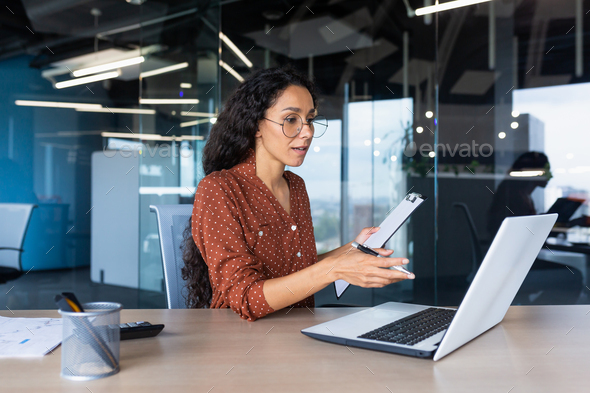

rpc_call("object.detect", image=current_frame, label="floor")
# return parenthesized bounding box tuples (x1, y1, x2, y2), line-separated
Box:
(1, 267, 166, 311)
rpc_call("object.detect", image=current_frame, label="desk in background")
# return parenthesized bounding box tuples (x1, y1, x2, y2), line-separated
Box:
(543, 238, 590, 287)
(2, 306, 589, 392)
(546, 240, 590, 256)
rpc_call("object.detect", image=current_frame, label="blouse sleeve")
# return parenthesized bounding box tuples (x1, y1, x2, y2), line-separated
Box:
(191, 176, 275, 321)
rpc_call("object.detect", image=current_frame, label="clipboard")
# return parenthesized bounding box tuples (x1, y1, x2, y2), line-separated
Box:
(334, 192, 427, 299)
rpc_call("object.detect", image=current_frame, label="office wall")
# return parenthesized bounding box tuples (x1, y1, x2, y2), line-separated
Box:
(2, 0, 589, 310)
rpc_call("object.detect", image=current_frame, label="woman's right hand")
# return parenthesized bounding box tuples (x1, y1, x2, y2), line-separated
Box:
(327, 246, 414, 288)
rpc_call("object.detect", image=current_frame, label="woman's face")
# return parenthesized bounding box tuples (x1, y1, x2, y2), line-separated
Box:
(255, 84, 316, 168)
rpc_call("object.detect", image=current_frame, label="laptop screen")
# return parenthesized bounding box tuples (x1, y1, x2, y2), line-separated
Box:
(546, 198, 583, 223)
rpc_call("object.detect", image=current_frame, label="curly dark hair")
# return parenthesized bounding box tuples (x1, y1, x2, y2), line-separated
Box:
(181, 64, 319, 308)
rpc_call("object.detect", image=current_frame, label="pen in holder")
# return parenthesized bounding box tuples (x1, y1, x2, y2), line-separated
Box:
(58, 302, 122, 381)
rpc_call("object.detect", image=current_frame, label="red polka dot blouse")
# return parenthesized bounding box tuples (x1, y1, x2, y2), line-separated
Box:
(192, 147, 317, 321)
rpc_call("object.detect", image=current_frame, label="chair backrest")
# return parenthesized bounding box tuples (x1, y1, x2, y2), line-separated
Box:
(150, 204, 193, 309)
(0, 203, 37, 271)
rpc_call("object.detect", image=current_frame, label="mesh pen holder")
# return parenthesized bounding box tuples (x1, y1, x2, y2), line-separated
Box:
(59, 302, 122, 381)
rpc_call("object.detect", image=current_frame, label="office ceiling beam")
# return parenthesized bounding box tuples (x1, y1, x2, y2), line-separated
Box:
(575, 0, 583, 77)
(488, 0, 495, 70)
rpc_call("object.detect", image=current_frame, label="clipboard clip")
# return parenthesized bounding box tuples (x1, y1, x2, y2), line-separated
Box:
(405, 192, 422, 203)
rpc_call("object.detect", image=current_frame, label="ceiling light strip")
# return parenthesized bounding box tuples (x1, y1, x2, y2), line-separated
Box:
(509, 170, 546, 178)
(415, 0, 492, 16)
(75, 107, 156, 115)
(140, 62, 189, 78)
(15, 100, 102, 109)
(140, 98, 199, 105)
(55, 71, 120, 89)
(219, 60, 245, 82)
(73, 56, 145, 77)
(101, 132, 204, 141)
(180, 111, 217, 117)
(219, 32, 253, 68)
(180, 118, 212, 128)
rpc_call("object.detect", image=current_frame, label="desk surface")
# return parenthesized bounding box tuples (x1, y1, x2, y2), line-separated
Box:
(2, 306, 589, 393)
(546, 241, 590, 255)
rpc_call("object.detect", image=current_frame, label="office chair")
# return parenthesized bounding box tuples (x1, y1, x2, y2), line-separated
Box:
(452, 202, 483, 283)
(150, 204, 193, 309)
(0, 204, 37, 284)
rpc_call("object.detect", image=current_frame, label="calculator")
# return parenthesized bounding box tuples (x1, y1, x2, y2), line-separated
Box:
(119, 321, 165, 340)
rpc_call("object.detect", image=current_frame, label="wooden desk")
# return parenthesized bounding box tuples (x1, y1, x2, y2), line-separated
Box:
(2, 306, 590, 392)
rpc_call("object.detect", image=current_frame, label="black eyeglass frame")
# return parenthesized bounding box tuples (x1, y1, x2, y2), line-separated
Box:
(262, 113, 328, 138)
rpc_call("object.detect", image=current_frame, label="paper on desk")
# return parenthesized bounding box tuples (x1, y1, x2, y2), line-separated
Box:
(0, 316, 62, 357)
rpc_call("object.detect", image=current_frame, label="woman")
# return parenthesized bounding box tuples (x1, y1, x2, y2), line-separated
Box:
(487, 152, 551, 237)
(182, 65, 413, 321)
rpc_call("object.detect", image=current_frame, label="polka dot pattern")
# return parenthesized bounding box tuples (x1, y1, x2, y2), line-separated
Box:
(191, 147, 318, 321)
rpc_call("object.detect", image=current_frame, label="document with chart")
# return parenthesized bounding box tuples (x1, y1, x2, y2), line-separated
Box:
(0, 316, 62, 357)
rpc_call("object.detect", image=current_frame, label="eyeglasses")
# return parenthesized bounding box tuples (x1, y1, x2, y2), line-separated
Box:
(263, 113, 328, 138)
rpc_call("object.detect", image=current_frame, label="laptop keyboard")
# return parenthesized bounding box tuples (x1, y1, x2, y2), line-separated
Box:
(358, 307, 456, 346)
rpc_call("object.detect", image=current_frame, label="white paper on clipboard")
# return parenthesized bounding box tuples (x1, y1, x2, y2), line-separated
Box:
(334, 193, 427, 298)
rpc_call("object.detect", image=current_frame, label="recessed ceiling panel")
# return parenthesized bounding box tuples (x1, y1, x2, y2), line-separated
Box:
(244, 14, 373, 59)
(21, 0, 167, 37)
(344, 38, 398, 68)
(450, 70, 499, 95)
(388, 58, 434, 85)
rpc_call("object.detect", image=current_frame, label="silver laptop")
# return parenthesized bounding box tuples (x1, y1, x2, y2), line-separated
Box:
(302, 214, 558, 361)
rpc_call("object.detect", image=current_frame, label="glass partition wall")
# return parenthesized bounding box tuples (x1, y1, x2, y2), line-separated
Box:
(2, 0, 588, 311)
(136, 4, 221, 307)
(0, 1, 221, 309)
(213, 0, 590, 307)
(435, 0, 590, 306)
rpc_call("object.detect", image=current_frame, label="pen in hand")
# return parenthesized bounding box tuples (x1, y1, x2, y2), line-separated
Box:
(351, 242, 413, 276)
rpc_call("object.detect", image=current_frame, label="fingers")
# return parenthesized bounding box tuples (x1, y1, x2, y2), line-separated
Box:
(363, 267, 414, 286)
(373, 247, 394, 256)
(346, 249, 408, 269)
(362, 226, 380, 235)
(370, 255, 409, 268)
(333, 247, 415, 288)
(374, 265, 414, 279)
(378, 268, 414, 282)
(363, 256, 415, 281)
(356, 226, 380, 242)
(392, 268, 415, 279)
